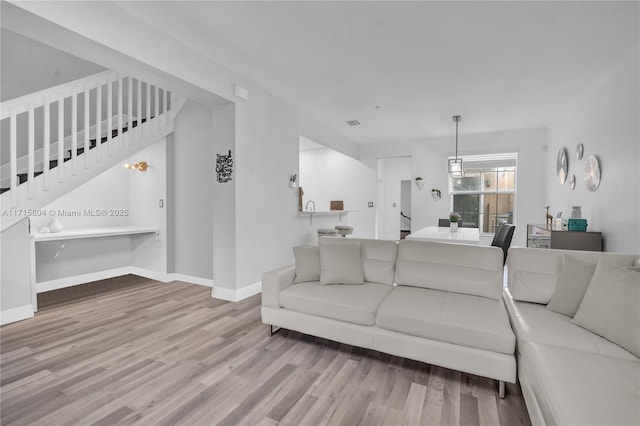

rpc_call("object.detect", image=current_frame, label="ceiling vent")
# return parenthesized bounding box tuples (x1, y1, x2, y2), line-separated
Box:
(345, 120, 361, 126)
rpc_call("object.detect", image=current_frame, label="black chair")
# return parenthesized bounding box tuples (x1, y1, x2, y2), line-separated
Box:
(438, 218, 450, 227)
(492, 223, 515, 264)
(491, 222, 508, 246)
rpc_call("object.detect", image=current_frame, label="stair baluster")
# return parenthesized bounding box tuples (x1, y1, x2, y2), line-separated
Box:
(10, 110, 17, 207)
(71, 88, 78, 175)
(27, 104, 35, 199)
(43, 100, 50, 190)
(83, 86, 89, 169)
(117, 75, 123, 151)
(96, 81, 102, 162)
(57, 94, 64, 183)
(107, 79, 113, 156)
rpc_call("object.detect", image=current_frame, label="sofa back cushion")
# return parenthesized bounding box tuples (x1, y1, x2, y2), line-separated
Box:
(319, 242, 364, 284)
(508, 247, 639, 304)
(293, 245, 321, 283)
(571, 262, 640, 358)
(320, 238, 398, 285)
(395, 240, 503, 300)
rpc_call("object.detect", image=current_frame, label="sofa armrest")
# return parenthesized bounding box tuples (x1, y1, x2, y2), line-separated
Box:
(262, 264, 296, 309)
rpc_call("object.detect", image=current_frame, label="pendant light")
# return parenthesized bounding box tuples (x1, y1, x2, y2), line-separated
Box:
(448, 115, 464, 178)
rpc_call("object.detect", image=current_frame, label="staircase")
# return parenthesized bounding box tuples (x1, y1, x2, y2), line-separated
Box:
(1, 70, 185, 231)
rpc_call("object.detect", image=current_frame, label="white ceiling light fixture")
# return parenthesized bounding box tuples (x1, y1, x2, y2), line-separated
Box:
(448, 115, 464, 178)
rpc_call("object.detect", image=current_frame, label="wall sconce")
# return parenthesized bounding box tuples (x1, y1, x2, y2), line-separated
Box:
(289, 174, 298, 188)
(124, 161, 148, 172)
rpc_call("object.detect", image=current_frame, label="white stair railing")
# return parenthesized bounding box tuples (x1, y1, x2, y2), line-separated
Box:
(1, 70, 175, 208)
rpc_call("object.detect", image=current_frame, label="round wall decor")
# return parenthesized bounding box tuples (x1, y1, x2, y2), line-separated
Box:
(569, 174, 576, 190)
(576, 143, 584, 160)
(584, 155, 601, 192)
(557, 147, 568, 184)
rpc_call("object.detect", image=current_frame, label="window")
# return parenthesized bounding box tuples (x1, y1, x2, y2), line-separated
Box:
(449, 153, 517, 233)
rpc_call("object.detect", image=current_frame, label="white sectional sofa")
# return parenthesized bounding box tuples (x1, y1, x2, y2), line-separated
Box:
(261, 237, 516, 396)
(504, 247, 640, 426)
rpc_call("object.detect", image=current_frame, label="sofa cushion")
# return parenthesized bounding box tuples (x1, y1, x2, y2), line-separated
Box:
(279, 281, 392, 326)
(320, 238, 398, 285)
(546, 254, 597, 317)
(293, 245, 320, 283)
(507, 247, 639, 303)
(572, 262, 640, 358)
(503, 288, 637, 360)
(319, 242, 364, 285)
(394, 240, 503, 300)
(524, 342, 640, 426)
(376, 286, 515, 354)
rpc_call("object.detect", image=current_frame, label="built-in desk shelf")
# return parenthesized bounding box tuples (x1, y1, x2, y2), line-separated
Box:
(299, 210, 353, 225)
(30, 226, 160, 307)
(33, 226, 158, 242)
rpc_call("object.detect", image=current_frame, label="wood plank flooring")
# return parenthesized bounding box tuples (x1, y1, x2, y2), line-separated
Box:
(1, 276, 532, 426)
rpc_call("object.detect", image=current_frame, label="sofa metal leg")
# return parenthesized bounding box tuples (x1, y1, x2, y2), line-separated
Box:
(269, 325, 281, 336)
(497, 380, 506, 399)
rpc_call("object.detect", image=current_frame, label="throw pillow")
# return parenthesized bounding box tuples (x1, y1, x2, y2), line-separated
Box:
(572, 261, 640, 358)
(546, 254, 597, 317)
(293, 245, 320, 283)
(320, 243, 364, 285)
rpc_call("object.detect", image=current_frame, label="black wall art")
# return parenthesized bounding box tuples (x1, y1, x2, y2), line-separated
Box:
(216, 150, 233, 183)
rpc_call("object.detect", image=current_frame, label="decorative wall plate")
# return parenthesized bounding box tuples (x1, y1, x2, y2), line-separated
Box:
(584, 155, 601, 192)
(557, 147, 568, 184)
(576, 143, 584, 160)
(569, 174, 576, 190)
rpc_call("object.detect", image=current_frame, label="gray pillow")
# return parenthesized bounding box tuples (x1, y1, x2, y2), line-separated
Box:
(320, 243, 364, 285)
(572, 261, 640, 358)
(293, 245, 320, 283)
(546, 254, 597, 317)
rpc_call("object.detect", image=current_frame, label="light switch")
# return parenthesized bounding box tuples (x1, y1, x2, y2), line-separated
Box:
(159, 199, 164, 208)
(368, 202, 374, 208)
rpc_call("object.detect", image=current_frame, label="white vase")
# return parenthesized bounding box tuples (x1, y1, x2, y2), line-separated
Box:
(48, 218, 63, 233)
(450, 222, 459, 232)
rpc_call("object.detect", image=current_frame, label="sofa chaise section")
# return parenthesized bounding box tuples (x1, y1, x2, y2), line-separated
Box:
(505, 247, 640, 426)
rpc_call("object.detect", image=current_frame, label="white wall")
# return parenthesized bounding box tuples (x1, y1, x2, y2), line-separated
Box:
(546, 47, 640, 253)
(211, 104, 236, 290)
(129, 139, 167, 273)
(377, 157, 412, 240)
(171, 101, 214, 281)
(361, 128, 548, 247)
(299, 146, 377, 240)
(0, 219, 33, 324)
(0, 28, 105, 101)
(8, 1, 358, 293)
(31, 163, 130, 231)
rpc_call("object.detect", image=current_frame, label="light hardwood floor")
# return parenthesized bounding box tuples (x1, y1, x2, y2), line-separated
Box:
(1, 276, 532, 426)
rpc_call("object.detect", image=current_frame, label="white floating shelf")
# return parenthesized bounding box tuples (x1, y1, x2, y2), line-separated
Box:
(33, 226, 158, 242)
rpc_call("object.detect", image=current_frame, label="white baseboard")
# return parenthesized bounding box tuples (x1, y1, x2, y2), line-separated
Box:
(211, 281, 262, 302)
(167, 273, 214, 288)
(128, 267, 171, 283)
(1, 304, 34, 325)
(37, 267, 132, 293)
(35, 267, 259, 305)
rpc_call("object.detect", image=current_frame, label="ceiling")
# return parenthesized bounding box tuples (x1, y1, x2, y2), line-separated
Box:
(113, 2, 639, 143)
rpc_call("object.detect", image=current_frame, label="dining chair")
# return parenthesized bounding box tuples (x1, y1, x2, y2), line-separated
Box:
(492, 223, 515, 264)
(438, 218, 450, 227)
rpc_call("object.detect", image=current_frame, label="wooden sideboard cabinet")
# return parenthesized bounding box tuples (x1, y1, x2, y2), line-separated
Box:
(527, 224, 602, 251)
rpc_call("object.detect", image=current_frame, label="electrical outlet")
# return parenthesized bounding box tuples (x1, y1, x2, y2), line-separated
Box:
(393, 203, 396, 207)
(368, 202, 374, 208)
(159, 199, 164, 208)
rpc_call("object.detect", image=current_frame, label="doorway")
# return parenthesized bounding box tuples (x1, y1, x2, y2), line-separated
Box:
(400, 180, 411, 239)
